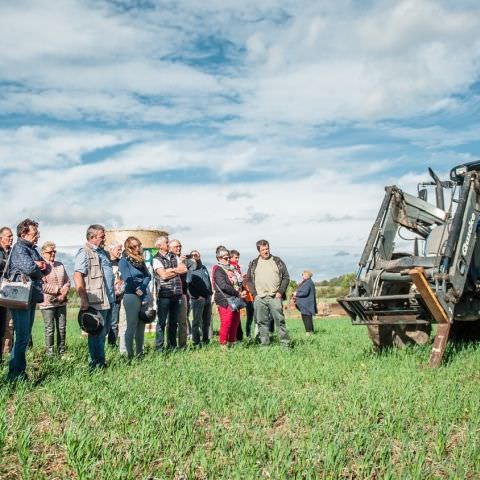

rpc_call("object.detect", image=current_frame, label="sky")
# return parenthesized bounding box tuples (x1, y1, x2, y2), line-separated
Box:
(1, 0, 480, 279)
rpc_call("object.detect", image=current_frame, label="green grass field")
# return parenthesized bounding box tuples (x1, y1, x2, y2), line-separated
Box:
(0, 310, 479, 479)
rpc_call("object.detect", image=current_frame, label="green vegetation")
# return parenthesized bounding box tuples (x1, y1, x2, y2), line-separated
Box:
(316, 273, 355, 299)
(0, 310, 479, 479)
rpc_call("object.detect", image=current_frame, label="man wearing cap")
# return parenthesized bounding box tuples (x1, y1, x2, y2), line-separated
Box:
(246, 239, 291, 346)
(74, 224, 115, 369)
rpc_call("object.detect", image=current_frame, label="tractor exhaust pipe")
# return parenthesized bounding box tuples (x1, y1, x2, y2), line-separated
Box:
(428, 167, 445, 211)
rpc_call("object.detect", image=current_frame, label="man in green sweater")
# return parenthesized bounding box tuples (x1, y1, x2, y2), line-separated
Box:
(246, 239, 290, 346)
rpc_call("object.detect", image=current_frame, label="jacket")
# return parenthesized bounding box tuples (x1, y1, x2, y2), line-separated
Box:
(246, 255, 290, 299)
(213, 265, 240, 308)
(118, 256, 151, 298)
(0, 246, 10, 274)
(153, 252, 182, 298)
(188, 263, 213, 299)
(295, 278, 318, 316)
(6, 238, 45, 304)
(41, 261, 70, 309)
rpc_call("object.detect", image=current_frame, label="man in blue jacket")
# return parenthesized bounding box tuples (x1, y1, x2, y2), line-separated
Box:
(188, 250, 213, 346)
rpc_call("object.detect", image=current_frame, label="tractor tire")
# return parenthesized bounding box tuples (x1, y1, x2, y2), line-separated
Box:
(450, 320, 480, 342)
(367, 323, 431, 350)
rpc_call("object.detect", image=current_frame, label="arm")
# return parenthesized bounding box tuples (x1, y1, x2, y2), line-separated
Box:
(74, 271, 89, 310)
(245, 261, 256, 298)
(277, 258, 290, 296)
(295, 281, 311, 298)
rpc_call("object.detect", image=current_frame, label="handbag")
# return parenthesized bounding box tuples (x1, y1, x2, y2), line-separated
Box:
(0, 249, 33, 310)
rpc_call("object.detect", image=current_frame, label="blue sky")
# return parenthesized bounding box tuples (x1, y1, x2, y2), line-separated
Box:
(1, 0, 480, 279)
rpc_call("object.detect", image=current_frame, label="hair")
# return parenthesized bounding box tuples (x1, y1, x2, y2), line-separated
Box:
(16, 218, 39, 238)
(154, 236, 169, 248)
(256, 239, 269, 251)
(0, 227, 12, 237)
(169, 239, 181, 249)
(41, 241, 56, 253)
(86, 224, 105, 240)
(190, 250, 200, 257)
(107, 241, 122, 251)
(124, 236, 144, 264)
(215, 245, 230, 259)
(230, 249, 240, 257)
(303, 270, 313, 278)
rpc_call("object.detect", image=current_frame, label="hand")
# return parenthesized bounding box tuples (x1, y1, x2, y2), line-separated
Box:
(60, 285, 70, 296)
(135, 288, 143, 297)
(240, 291, 247, 299)
(80, 297, 90, 311)
(180, 255, 187, 262)
(35, 260, 47, 271)
(57, 295, 65, 303)
(176, 263, 187, 274)
(275, 292, 282, 299)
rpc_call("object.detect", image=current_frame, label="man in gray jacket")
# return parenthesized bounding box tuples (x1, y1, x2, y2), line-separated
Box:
(246, 239, 290, 346)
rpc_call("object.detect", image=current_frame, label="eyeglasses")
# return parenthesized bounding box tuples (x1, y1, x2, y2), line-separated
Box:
(222, 256, 230, 260)
(44, 250, 56, 254)
(130, 243, 141, 248)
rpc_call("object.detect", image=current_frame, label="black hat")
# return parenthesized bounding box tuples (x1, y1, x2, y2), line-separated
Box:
(139, 305, 156, 324)
(78, 307, 104, 335)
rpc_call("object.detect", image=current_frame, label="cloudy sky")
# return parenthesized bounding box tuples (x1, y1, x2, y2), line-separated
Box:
(1, 0, 480, 279)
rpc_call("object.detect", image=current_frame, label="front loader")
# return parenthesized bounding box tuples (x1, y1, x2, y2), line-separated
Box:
(338, 161, 480, 366)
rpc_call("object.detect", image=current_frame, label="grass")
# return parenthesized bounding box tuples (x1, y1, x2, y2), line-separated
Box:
(0, 310, 479, 479)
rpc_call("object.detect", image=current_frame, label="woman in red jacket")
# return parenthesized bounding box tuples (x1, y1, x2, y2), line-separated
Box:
(212, 246, 246, 350)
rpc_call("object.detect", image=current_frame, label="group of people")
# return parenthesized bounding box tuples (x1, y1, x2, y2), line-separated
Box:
(0, 219, 318, 382)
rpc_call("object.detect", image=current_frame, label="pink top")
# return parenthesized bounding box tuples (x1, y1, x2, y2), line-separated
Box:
(41, 261, 70, 309)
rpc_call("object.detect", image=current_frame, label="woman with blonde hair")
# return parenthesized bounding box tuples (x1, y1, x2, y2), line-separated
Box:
(293, 270, 318, 335)
(118, 236, 151, 358)
(40, 241, 70, 355)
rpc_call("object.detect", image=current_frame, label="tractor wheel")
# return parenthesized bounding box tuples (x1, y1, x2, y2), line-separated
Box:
(367, 323, 431, 350)
(450, 320, 480, 342)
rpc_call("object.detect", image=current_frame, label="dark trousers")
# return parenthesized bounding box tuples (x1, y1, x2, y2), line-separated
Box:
(156, 296, 181, 350)
(8, 305, 36, 380)
(41, 306, 67, 354)
(191, 296, 212, 345)
(301, 314, 314, 333)
(0, 306, 7, 362)
(245, 301, 255, 337)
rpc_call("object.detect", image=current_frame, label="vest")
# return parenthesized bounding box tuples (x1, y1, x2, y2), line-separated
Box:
(84, 244, 110, 310)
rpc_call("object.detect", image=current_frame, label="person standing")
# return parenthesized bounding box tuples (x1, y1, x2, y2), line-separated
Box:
(5, 219, 46, 381)
(213, 246, 246, 350)
(107, 241, 123, 347)
(246, 239, 291, 346)
(74, 224, 115, 369)
(293, 270, 318, 335)
(188, 250, 213, 347)
(0, 226, 13, 363)
(118, 236, 151, 359)
(153, 236, 186, 350)
(40, 241, 70, 355)
(169, 239, 193, 348)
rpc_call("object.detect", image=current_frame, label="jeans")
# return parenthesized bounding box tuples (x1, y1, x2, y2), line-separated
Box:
(123, 294, 145, 358)
(156, 296, 181, 350)
(8, 305, 36, 380)
(191, 296, 212, 345)
(0, 306, 7, 362)
(87, 309, 109, 368)
(108, 302, 120, 346)
(41, 306, 67, 355)
(254, 296, 290, 346)
(177, 294, 188, 348)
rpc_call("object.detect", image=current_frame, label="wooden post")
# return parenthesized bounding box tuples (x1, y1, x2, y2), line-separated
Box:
(409, 268, 451, 367)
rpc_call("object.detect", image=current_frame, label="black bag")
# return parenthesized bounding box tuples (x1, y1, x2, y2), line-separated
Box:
(139, 302, 156, 324)
(227, 296, 247, 312)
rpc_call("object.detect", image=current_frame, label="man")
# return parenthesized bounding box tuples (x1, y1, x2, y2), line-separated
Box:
(74, 224, 115, 369)
(169, 239, 195, 348)
(106, 241, 123, 347)
(188, 250, 213, 347)
(153, 236, 186, 350)
(0, 227, 14, 362)
(246, 239, 290, 346)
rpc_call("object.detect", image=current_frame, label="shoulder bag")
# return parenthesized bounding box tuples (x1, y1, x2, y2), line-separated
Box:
(0, 248, 33, 310)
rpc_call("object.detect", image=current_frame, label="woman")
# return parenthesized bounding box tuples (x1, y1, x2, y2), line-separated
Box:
(213, 246, 246, 350)
(293, 270, 318, 335)
(118, 236, 151, 359)
(40, 241, 70, 355)
(5, 219, 46, 381)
